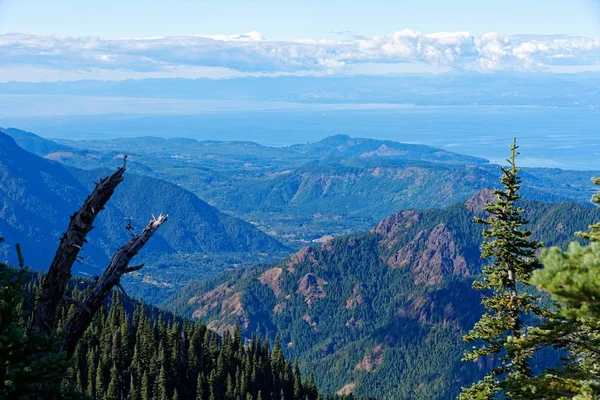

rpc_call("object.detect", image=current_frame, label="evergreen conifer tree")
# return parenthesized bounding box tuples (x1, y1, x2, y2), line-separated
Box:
(141, 371, 151, 400)
(1, 240, 317, 400)
(460, 139, 546, 399)
(106, 363, 120, 400)
(197, 372, 205, 400)
(577, 177, 600, 242)
(293, 360, 303, 399)
(0, 239, 84, 399)
(507, 176, 600, 398)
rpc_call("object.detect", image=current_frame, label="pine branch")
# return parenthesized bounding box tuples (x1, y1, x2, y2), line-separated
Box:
(560, 339, 600, 356)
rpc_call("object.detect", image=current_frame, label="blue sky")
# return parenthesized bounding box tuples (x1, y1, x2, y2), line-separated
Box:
(1, 0, 599, 39)
(0, 0, 599, 81)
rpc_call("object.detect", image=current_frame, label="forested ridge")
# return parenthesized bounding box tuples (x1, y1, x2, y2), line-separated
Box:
(68, 281, 322, 399)
(1, 259, 329, 400)
(0, 152, 321, 400)
(165, 193, 599, 398)
(0, 130, 289, 304)
(2, 132, 600, 399)
(6, 128, 598, 251)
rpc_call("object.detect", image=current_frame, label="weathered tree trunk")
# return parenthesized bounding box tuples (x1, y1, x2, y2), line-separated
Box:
(62, 214, 168, 359)
(32, 164, 126, 335)
(507, 266, 521, 338)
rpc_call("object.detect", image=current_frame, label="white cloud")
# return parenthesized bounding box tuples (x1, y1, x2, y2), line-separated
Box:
(0, 30, 598, 81)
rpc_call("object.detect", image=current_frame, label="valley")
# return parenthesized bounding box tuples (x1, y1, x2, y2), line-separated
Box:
(5, 128, 598, 249)
(2, 125, 599, 398)
(0, 130, 289, 302)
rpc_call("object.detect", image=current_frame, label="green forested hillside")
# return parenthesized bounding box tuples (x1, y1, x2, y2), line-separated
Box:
(66, 291, 320, 400)
(0, 131, 288, 303)
(7, 128, 597, 247)
(164, 193, 599, 399)
(1, 256, 321, 400)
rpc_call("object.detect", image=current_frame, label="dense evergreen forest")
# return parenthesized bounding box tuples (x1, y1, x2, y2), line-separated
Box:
(165, 142, 600, 399)
(63, 288, 320, 400)
(1, 263, 326, 400)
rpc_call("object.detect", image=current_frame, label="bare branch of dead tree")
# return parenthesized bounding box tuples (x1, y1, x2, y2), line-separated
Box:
(61, 214, 168, 359)
(32, 164, 127, 335)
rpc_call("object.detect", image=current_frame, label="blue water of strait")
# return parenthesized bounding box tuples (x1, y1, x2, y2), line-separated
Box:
(1, 100, 598, 170)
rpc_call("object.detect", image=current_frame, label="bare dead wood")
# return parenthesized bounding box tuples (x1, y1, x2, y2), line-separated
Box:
(116, 282, 129, 298)
(61, 214, 168, 359)
(32, 162, 127, 335)
(63, 296, 92, 314)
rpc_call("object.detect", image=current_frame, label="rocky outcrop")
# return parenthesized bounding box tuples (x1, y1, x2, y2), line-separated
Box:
(355, 344, 386, 372)
(296, 273, 328, 307)
(337, 382, 356, 396)
(386, 224, 469, 285)
(302, 314, 318, 331)
(190, 283, 248, 333)
(396, 296, 430, 325)
(413, 224, 469, 285)
(258, 267, 283, 297)
(396, 295, 462, 329)
(345, 283, 364, 309)
(465, 187, 495, 213)
(373, 210, 423, 248)
(189, 283, 236, 318)
(287, 246, 320, 272)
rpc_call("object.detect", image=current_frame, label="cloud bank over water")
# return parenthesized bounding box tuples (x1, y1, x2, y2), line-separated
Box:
(1, 30, 599, 81)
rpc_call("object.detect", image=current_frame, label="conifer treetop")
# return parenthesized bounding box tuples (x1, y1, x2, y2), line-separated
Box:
(460, 138, 546, 399)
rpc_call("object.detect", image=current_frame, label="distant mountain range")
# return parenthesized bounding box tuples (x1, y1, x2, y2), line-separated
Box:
(0, 130, 288, 302)
(1, 74, 599, 106)
(3, 125, 600, 397)
(164, 191, 599, 399)
(3, 127, 599, 305)
(5, 128, 597, 247)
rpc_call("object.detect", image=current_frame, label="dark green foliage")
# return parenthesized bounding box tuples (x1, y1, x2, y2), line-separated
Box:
(1, 234, 318, 400)
(503, 177, 600, 398)
(576, 176, 600, 242)
(62, 289, 319, 400)
(461, 140, 547, 398)
(508, 242, 600, 399)
(0, 240, 85, 399)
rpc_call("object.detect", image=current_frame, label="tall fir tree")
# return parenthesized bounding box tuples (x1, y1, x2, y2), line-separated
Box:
(106, 363, 120, 400)
(461, 139, 546, 399)
(141, 371, 151, 400)
(507, 176, 600, 398)
(196, 372, 205, 400)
